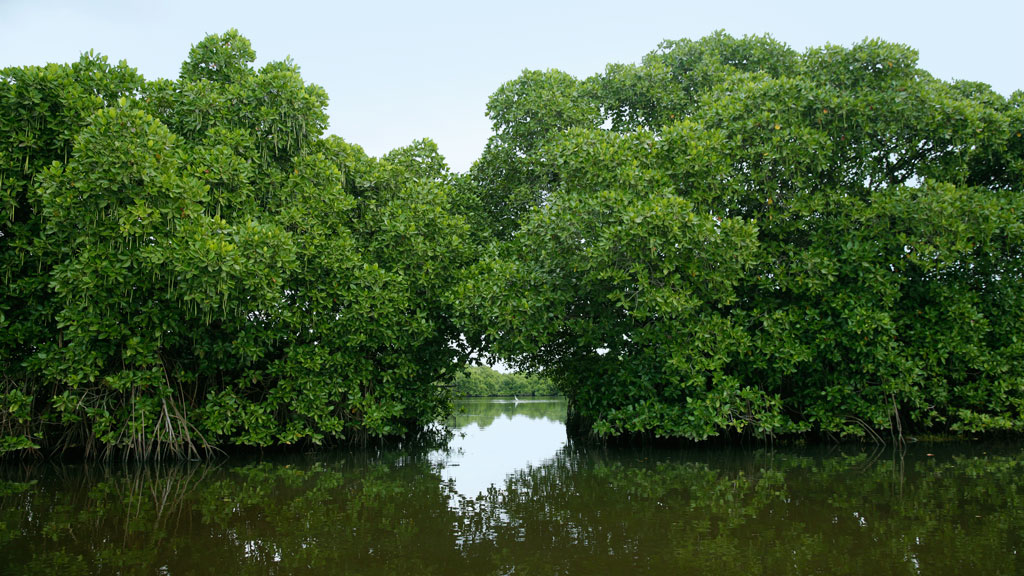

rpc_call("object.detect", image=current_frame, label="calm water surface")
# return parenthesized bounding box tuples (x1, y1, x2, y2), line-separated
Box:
(1, 398, 1021, 575)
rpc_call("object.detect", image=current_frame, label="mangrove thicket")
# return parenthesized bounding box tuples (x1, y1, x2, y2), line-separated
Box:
(2, 30, 1023, 456)
(1, 30, 476, 457)
(457, 32, 1024, 441)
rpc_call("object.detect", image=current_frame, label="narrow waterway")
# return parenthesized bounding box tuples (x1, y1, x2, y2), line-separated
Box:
(1, 398, 1021, 575)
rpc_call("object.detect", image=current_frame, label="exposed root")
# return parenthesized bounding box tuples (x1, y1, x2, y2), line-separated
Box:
(845, 415, 886, 445)
(889, 393, 905, 447)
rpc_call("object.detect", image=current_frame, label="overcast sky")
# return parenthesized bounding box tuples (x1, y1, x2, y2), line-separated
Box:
(2, 0, 1021, 173)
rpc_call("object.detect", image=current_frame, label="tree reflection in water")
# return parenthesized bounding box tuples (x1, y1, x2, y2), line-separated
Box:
(1, 404, 1021, 575)
(432, 399, 567, 502)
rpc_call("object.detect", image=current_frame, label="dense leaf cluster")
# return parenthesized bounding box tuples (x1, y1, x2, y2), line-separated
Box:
(1, 31, 474, 457)
(458, 32, 1024, 440)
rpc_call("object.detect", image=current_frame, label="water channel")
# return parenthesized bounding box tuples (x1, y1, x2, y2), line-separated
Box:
(1, 398, 1021, 574)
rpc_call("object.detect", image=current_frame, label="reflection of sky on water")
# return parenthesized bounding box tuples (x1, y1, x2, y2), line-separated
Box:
(430, 402, 567, 501)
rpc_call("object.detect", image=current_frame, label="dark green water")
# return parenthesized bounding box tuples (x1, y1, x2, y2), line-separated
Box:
(1, 398, 1021, 575)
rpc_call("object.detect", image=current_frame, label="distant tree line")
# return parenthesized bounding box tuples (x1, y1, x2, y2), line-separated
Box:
(1, 30, 1022, 457)
(451, 366, 557, 397)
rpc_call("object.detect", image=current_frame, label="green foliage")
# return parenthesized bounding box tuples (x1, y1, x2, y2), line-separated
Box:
(3, 29, 1022, 453)
(470, 69, 603, 240)
(179, 29, 256, 84)
(0, 32, 473, 457)
(460, 32, 1024, 441)
(451, 366, 557, 397)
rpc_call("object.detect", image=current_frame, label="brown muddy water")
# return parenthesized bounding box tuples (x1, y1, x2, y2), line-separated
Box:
(1, 398, 1021, 575)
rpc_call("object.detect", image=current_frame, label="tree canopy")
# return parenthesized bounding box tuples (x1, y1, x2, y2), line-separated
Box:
(2, 30, 1023, 456)
(1, 30, 475, 457)
(458, 32, 1024, 441)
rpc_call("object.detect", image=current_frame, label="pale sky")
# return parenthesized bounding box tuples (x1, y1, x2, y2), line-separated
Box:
(1, 0, 1021, 173)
